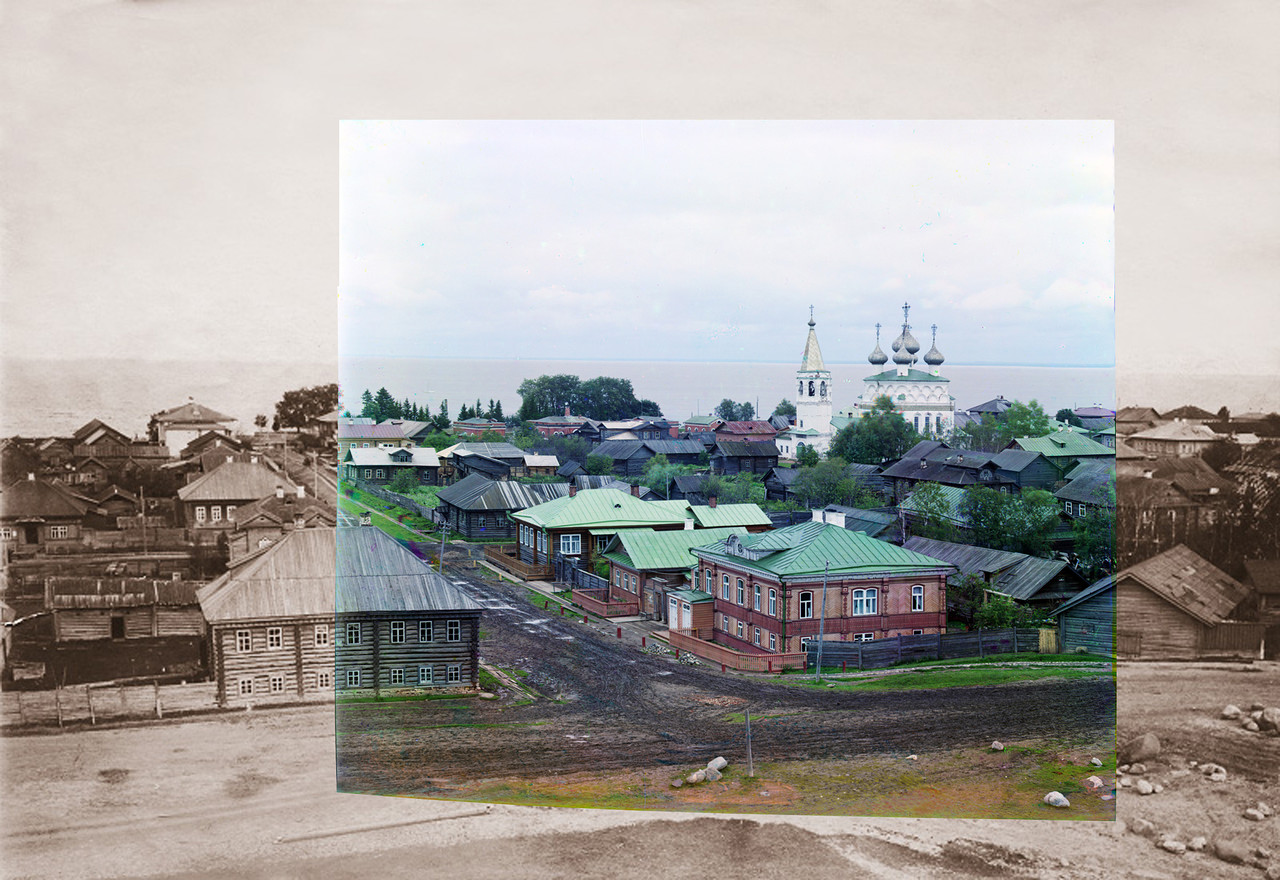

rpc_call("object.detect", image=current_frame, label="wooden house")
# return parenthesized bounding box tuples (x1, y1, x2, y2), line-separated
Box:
(1116, 406, 1163, 436)
(522, 454, 561, 477)
(436, 442, 528, 483)
(227, 486, 337, 561)
(689, 522, 954, 655)
(336, 527, 483, 693)
(435, 474, 569, 541)
(590, 438, 706, 478)
(532, 408, 588, 439)
(710, 440, 780, 476)
(1008, 429, 1115, 474)
(378, 419, 438, 443)
(180, 431, 248, 460)
(176, 461, 298, 530)
(197, 528, 337, 705)
(713, 420, 780, 444)
(70, 419, 135, 464)
(879, 441, 1019, 501)
(342, 446, 440, 486)
(1051, 576, 1115, 656)
(902, 536, 1090, 612)
(1242, 560, 1280, 622)
(1126, 421, 1220, 458)
(91, 484, 141, 529)
(510, 487, 688, 570)
(1115, 544, 1261, 661)
(41, 576, 206, 684)
(452, 417, 508, 437)
(600, 527, 748, 620)
(0, 475, 93, 551)
(1054, 466, 1116, 520)
(336, 422, 412, 459)
(149, 400, 236, 456)
(763, 467, 800, 502)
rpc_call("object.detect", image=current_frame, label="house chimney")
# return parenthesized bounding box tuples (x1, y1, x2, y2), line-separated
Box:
(28, 472, 35, 481)
(569, 483, 577, 497)
(294, 514, 305, 528)
(564, 405, 571, 418)
(275, 485, 285, 499)
(226, 454, 234, 463)
(631, 483, 640, 497)
(296, 485, 305, 498)
(709, 494, 718, 508)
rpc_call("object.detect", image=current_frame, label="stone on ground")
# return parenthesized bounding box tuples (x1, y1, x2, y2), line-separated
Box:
(1214, 839, 1252, 865)
(686, 769, 706, 784)
(1128, 762, 1147, 775)
(1119, 732, 1161, 764)
(707, 756, 728, 771)
(1159, 838, 1187, 855)
(1244, 808, 1266, 821)
(991, 741, 1004, 751)
(1222, 704, 1242, 719)
(1129, 818, 1156, 837)
(1136, 779, 1154, 795)
(1261, 707, 1280, 731)
(1043, 791, 1070, 808)
(1090, 757, 1103, 767)
(1188, 837, 1207, 852)
(670, 778, 683, 788)
(704, 766, 722, 782)
(1083, 775, 1105, 791)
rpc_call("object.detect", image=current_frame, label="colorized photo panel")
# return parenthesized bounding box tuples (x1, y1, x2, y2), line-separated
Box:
(335, 120, 1117, 817)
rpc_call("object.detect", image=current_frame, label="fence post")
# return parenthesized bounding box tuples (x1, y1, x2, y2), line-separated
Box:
(858, 643, 863, 670)
(154, 681, 163, 719)
(86, 685, 96, 725)
(897, 634, 903, 664)
(722, 663, 726, 673)
(841, 660, 846, 672)
(54, 681, 63, 729)
(978, 629, 984, 658)
(1014, 628, 1019, 654)
(642, 636, 646, 647)
(119, 682, 126, 714)
(937, 631, 942, 660)
(617, 627, 622, 639)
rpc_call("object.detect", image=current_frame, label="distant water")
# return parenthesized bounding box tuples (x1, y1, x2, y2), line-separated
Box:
(340, 357, 1117, 423)
(1, 358, 334, 438)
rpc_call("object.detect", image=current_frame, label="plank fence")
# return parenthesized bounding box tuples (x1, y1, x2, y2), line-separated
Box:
(804, 627, 1048, 670)
(570, 587, 639, 618)
(351, 480, 440, 522)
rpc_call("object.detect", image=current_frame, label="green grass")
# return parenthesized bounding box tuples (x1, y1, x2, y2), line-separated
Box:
(795, 667, 1109, 691)
(900, 652, 1112, 668)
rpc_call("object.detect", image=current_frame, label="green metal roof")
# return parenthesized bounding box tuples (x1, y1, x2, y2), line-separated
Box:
(511, 488, 688, 530)
(669, 589, 715, 603)
(861, 368, 950, 383)
(690, 503, 772, 528)
(602, 527, 747, 572)
(691, 521, 953, 579)
(1013, 431, 1115, 460)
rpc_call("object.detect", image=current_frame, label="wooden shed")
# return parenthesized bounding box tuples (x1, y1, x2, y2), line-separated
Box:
(1050, 575, 1114, 656)
(1115, 544, 1262, 661)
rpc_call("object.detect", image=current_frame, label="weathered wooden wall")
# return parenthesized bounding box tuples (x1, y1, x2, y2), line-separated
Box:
(335, 612, 480, 690)
(1116, 580, 1201, 660)
(212, 618, 334, 704)
(1059, 592, 1115, 656)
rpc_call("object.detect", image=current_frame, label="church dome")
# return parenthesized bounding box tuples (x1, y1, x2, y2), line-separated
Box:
(868, 343, 888, 365)
(924, 344, 944, 366)
(902, 329, 920, 355)
(892, 344, 913, 365)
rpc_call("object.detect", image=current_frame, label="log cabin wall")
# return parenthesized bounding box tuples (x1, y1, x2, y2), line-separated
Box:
(213, 616, 335, 704)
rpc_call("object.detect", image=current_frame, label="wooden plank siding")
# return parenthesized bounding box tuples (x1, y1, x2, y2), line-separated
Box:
(1116, 579, 1202, 660)
(211, 617, 334, 705)
(1059, 592, 1115, 656)
(53, 607, 206, 641)
(335, 612, 481, 693)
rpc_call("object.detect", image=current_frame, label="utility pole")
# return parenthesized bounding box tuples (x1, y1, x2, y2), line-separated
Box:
(814, 561, 829, 682)
(140, 484, 148, 556)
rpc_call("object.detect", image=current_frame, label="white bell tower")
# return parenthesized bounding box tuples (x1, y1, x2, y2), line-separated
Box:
(794, 306, 834, 456)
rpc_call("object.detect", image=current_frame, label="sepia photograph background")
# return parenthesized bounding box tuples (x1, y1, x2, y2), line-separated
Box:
(2, 1, 1277, 878)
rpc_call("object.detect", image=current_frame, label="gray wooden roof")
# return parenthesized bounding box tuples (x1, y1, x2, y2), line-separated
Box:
(337, 528, 482, 613)
(435, 473, 569, 512)
(902, 536, 1081, 601)
(713, 440, 780, 457)
(197, 528, 337, 622)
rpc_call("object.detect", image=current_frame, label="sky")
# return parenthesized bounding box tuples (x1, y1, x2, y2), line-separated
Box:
(340, 120, 1115, 367)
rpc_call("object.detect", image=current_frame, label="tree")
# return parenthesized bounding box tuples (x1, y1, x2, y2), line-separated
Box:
(1055, 408, 1083, 427)
(1007, 489, 1062, 557)
(578, 376, 641, 420)
(584, 453, 614, 475)
(360, 389, 376, 420)
(458, 402, 473, 421)
(388, 469, 420, 494)
(796, 444, 821, 468)
(947, 573, 989, 630)
(1071, 485, 1115, 580)
(828, 395, 920, 464)
(961, 486, 1061, 556)
(274, 383, 339, 431)
(432, 399, 451, 433)
(905, 481, 956, 542)
(417, 430, 456, 451)
(973, 595, 1035, 630)
(517, 374, 582, 421)
(951, 413, 1006, 453)
(253, 414, 268, 429)
(791, 458, 857, 508)
(1004, 399, 1051, 441)
(372, 387, 399, 422)
(642, 454, 682, 499)
(773, 399, 796, 419)
(477, 430, 505, 443)
(636, 399, 663, 418)
(960, 486, 1015, 551)
(509, 422, 540, 451)
(1201, 439, 1242, 472)
(546, 435, 590, 465)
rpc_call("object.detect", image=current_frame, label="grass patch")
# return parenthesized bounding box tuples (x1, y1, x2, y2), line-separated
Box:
(784, 667, 1108, 692)
(337, 692, 476, 705)
(902, 652, 1112, 668)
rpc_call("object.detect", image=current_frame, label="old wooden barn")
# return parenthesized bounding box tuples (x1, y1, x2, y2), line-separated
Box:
(1050, 575, 1115, 656)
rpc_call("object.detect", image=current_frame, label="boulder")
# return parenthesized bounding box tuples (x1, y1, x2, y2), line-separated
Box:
(1259, 802, 1274, 817)
(1188, 837, 1207, 852)
(1261, 707, 1280, 731)
(1244, 808, 1266, 822)
(1215, 839, 1252, 864)
(707, 756, 728, 771)
(1245, 720, 1260, 732)
(1136, 779, 1154, 795)
(686, 769, 706, 784)
(1265, 866, 1280, 880)
(1083, 775, 1105, 791)
(1119, 778, 1132, 788)
(1251, 702, 1266, 712)
(1119, 733, 1161, 764)
(670, 778, 683, 788)
(1129, 818, 1156, 837)
(1043, 791, 1070, 808)
(991, 741, 1004, 751)
(906, 754, 918, 761)
(1222, 704, 1242, 719)
(1090, 757, 1103, 767)
(1128, 762, 1147, 775)
(1160, 839, 1187, 855)
(704, 766, 723, 782)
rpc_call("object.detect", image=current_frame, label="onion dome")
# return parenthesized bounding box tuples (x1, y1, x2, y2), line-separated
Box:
(923, 323, 944, 366)
(868, 322, 889, 365)
(892, 343, 913, 365)
(901, 329, 920, 355)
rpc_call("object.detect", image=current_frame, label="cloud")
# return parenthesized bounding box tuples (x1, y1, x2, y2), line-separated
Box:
(957, 283, 1032, 310)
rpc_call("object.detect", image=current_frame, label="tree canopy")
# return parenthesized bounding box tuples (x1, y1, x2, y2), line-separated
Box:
(772, 399, 796, 418)
(789, 457, 877, 509)
(960, 486, 1061, 556)
(904, 481, 956, 542)
(828, 395, 920, 464)
(715, 399, 756, 422)
(274, 383, 338, 430)
(516, 374, 659, 421)
(953, 399, 1053, 452)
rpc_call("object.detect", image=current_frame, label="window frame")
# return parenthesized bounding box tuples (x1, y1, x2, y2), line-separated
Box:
(345, 622, 361, 645)
(911, 584, 924, 613)
(235, 629, 252, 653)
(314, 624, 329, 647)
(419, 620, 433, 642)
(798, 591, 813, 619)
(389, 668, 405, 685)
(266, 627, 282, 650)
(768, 588, 777, 616)
(559, 533, 581, 555)
(447, 664, 461, 684)
(238, 677, 253, 696)
(447, 619, 461, 642)
(269, 674, 284, 693)
(389, 620, 406, 644)
(346, 669, 361, 688)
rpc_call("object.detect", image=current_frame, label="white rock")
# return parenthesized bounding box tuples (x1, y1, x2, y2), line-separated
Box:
(907, 754, 918, 761)
(1119, 778, 1132, 788)
(1160, 839, 1187, 855)
(1245, 720, 1260, 732)
(686, 769, 706, 784)
(1090, 757, 1103, 767)
(704, 766, 722, 782)
(707, 756, 728, 771)
(1244, 808, 1265, 821)
(1187, 836, 1207, 851)
(1154, 784, 1164, 793)
(1210, 770, 1228, 783)
(1258, 802, 1274, 817)
(1084, 775, 1105, 791)
(1222, 704, 1242, 719)
(1136, 779, 1154, 795)
(991, 741, 1004, 751)
(1043, 791, 1070, 808)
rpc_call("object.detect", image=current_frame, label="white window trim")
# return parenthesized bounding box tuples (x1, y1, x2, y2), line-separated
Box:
(269, 674, 284, 693)
(390, 620, 405, 644)
(238, 677, 254, 696)
(911, 585, 924, 613)
(560, 533, 581, 555)
(447, 664, 461, 684)
(314, 624, 329, 647)
(447, 620, 461, 642)
(419, 620, 433, 642)
(235, 629, 252, 653)
(266, 627, 282, 650)
(389, 668, 405, 685)
(345, 622, 361, 645)
(799, 591, 813, 619)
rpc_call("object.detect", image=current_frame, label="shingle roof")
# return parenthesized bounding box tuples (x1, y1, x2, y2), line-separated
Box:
(693, 521, 953, 579)
(523, 454, 560, 467)
(602, 527, 748, 571)
(1242, 560, 1280, 595)
(1128, 422, 1220, 442)
(197, 528, 337, 621)
(902, 536, 1079, 602)
(1054, 469, 1115, 506)
(1118, 545, 1250, 625)
(177, 461, 297, 502)
(591, 439, 648, 460)
(511, 488, 688, 530)
(48, 577, 200, 607)
(435, 473, 569, 512)
(967, 397, 1012, 415)
(1012, 431, 1115, 459)
(718, 421, 778, 436)
(1050, 575, 1114, 617)
(438, 442, 526, 461)
(230, 492, 336, 528)
(0, 477, 92, 519)
(714, 440, 780, 457)
(1160, 405, 1217, 421)
(336, 528, 482, 613)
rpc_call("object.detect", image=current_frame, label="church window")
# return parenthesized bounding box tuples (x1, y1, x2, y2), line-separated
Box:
(799, 381, 804, 395)
(913, 416, 919, 431)
(808, 380, 815, 396)
(820, 381, 826, 397)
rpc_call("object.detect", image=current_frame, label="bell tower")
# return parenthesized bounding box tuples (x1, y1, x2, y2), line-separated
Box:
(795, 306, 834, 455)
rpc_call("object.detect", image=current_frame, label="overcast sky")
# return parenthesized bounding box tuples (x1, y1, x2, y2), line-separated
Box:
(340, 120, 1114, 367)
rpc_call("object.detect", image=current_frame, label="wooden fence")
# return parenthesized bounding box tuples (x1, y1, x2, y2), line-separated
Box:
(352, 480, 440, 522)
(668, 628, 806, 672)
(553, 554, 609, 592)
(484, 544, 553, 580)
(803, 627, 1048, 670)
(570, 587, 639, 618)
(1200, 622, 1265, 660)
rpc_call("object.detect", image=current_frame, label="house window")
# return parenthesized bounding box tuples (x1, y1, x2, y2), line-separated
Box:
(851, 589, 878, 616)
(560, 534, 581, 555)
(390, 668, 405, 685)
(362, 443, 369, 448)
(390, 621, 405, 643)
(704, 569, 712, 592)
(419, 620, 433, 642)
(479, 516, 487, 530)
(736, 621, 744, 638)
(0, 527, 15, 540)
(363, 469, 372, 478)
(913, 629, 924, 636)
(210, 506, 222, 523)
(853, 632, 874, 642)
(447, 620, 461, 642)
(346, 669, 361, 688)
(769, 633, 777, 651)
(799, 591, 813, 619)
(722, 575, 730, 600)
(419, 666, 434, 685)
(911, 585, 924, 612)
(317, 670, 332, 689)
(235, 629, 252, 652)
(375, 469, 384, 479)
(314, 624, 329, 646)
(753, 627, 761, 646)
(447, 665, 461, 684)
(753, 585, 761, 611)
(269, 674, 284, 693)
(768, 588, 777, 616)
(736, 578, 745, 605)
(595, 535, 609, 551)
(225, 505, 235, 518)
(238, 678, 254, 696)
(195, 507, 206, 523)
(49, 524, 70, 539)
(630, 574, 637, 593)
(1078, 504, 1087, 518)
(1065, 501, 1073, 516)
(267, 627, 282, 649)
(345, 622, 361, 644)
(615, 570, 622, 586)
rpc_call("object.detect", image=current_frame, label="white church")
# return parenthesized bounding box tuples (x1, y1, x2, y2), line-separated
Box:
(775, 303, 956, 460)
